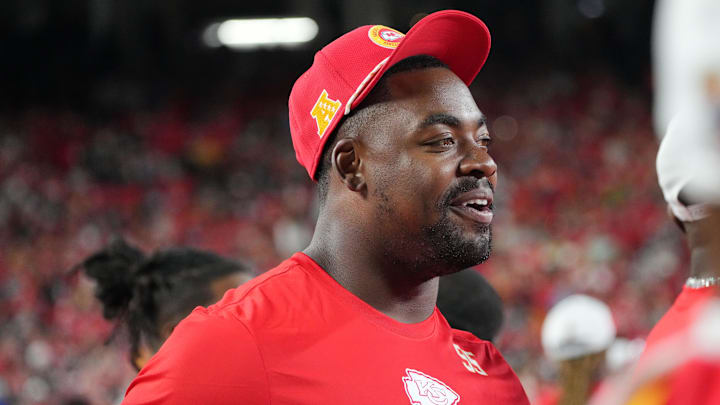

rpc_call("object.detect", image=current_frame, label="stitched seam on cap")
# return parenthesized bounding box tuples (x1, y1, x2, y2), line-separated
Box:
(317, 51, 355, 92)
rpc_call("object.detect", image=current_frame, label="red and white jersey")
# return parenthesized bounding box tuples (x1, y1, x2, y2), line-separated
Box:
(639, 285, 716, 363)
(123, 252, 529, 405)
(590, 296, 720, 405)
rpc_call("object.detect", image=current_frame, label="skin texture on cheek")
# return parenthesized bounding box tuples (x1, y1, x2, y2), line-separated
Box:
(369, 154, 442, 276)
(368, 137, 436, 233)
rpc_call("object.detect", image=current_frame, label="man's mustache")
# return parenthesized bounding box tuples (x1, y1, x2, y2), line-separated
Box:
(441, 178, 495, 208)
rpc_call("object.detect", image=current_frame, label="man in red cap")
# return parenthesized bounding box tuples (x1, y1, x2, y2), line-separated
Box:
(123, 10, 529, 404)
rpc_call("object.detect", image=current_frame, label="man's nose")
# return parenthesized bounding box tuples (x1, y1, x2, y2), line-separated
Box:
(457, 145, 497, 181)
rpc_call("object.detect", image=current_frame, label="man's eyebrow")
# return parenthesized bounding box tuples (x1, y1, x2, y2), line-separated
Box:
(417, 113, 487, 131)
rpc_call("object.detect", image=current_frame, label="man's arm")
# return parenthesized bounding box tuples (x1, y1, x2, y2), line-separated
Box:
(123, 310, 269, 404)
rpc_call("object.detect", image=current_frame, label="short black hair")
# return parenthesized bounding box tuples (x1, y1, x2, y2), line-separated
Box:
(79, 239, 252, 370)
(437, 269, 504, 341)
(315, 54, 449, 204)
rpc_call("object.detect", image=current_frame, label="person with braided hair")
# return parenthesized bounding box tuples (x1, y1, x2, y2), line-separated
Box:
(79, 239, 254, 370)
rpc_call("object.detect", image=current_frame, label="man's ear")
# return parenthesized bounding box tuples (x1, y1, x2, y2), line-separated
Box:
(332, 138, 365, 192)
(667, 205, 686, 233)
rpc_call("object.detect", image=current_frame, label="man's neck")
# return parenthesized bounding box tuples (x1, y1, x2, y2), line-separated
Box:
(304, 219, 440, 324)
(689, 246, 717, 279)
(686, 220, 719, 280)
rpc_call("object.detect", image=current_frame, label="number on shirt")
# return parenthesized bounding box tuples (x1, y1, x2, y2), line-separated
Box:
(453, 344, 488, 376)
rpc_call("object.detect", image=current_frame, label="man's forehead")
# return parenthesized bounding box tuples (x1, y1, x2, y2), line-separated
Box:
(387, 67, 468, 95)
(385, 68, 481, 117)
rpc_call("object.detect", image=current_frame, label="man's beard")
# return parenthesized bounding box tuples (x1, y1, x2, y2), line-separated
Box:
(376, 177, 493, 280)
(421, 206, 492, 274)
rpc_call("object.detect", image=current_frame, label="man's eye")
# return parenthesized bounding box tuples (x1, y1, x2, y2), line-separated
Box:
(479, 137, 493, 147)
(437, 138, 455, 147)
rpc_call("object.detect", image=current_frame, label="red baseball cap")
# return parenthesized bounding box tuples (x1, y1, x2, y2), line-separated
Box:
(288, 10, 492, 180)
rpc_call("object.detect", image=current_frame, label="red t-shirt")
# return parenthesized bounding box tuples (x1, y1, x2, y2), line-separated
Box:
(641, 286, 716, 360)
(665, 359, 720, 405)
(123, 253, 529, 404)
(599, 297, 720, 405)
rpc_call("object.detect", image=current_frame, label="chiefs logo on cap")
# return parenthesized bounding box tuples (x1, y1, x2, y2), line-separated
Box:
(368, 25, 405, 49)
(310, 89, 342, 138)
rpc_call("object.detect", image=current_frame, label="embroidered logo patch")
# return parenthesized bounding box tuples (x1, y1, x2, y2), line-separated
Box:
(310, 89, 342, 137)
(368, 25, 405, 49)
(402, 368, 460, 405)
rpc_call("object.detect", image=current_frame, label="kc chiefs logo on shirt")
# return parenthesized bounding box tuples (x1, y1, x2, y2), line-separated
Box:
(402, 368, 460, 405)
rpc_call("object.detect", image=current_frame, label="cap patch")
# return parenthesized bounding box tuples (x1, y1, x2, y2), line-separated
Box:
(310, 89, 342, 138)
(368, 25, 404, 49)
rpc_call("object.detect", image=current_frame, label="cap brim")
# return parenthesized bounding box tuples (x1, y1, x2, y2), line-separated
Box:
(349, 10, 491, 112)
(658, 110, 720, 220)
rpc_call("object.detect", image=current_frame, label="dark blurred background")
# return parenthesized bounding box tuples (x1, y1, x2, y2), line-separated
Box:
(0, 0, 654, 110)
(2, 1, 683, 404)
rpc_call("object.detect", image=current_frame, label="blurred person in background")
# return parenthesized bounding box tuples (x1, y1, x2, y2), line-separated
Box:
(587, 2, 720, 400)
(79, 239, 254, 370)
(123, 10, 529, 404)
(595, 76, 720, 405)
(589, 163, 720, 405)
(638, 110, 720, 361)
(537, 294, 617, 405)
(437, 268, 504, 342)
(640, 0, 720, 362)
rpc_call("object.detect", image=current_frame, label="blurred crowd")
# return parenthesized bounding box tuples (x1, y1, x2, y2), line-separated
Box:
(0, 69, 686, 404)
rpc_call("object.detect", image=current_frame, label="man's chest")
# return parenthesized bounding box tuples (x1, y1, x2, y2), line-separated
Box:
(256, 332, 528, 404)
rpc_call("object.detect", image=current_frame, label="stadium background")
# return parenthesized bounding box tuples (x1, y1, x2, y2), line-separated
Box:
(0, 0, 680, 404)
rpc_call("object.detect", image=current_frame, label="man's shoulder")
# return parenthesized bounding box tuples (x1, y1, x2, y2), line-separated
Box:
(125, 307, 270, 403)
(450, 327, 491, 344)
(449, 328, 522, 376)
(199, 253, 319, 323)
(123, 254, 317, 402)
(643, 285, 716, 352)
(450, 328, 507, 363)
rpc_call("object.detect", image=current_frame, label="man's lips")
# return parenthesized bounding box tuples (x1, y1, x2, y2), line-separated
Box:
(449, 190, 494, 224)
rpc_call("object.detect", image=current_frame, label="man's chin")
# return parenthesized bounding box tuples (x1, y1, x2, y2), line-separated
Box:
(461, 223, 492, 254)
(435, 226, 492, 271)
(459, 240, 492, 267)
